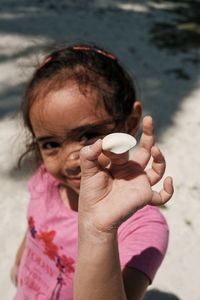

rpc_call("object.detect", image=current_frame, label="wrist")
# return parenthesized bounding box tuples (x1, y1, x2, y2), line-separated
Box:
(78, 214, 118, 244)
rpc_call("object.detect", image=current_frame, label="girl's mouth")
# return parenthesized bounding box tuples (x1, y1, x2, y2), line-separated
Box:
(67, 177, 81, 186)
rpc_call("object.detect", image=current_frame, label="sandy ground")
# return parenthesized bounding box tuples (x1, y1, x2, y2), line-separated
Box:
(0, 1, 200, 299)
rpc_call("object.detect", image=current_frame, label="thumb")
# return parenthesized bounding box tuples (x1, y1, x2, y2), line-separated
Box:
(80, 139, 102, 178)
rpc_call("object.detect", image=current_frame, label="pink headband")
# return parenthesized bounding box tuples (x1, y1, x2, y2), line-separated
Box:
(39, 46, 116, 69)
(39, 56, 52, 69)
(72, 46, 116, 60)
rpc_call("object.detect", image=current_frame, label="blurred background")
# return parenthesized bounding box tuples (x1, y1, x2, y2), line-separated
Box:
(0, 1, 200, 299)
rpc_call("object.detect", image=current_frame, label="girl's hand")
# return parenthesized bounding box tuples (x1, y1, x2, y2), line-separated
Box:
(79, 116, 174, 232)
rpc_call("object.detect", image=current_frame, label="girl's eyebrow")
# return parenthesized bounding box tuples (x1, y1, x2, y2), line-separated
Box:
(35, 120, 115, 143)
(69, 120, 115, 134)
(35, 136, 54, 143)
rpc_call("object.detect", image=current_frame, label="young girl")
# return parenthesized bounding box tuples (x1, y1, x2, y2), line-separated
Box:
(11, 43, 173, 300)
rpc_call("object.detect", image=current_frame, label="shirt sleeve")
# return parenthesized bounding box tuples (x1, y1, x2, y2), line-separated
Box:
(118, 205, 169, 283)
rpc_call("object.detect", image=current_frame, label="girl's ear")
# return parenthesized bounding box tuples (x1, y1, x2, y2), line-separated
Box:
(125, 101, 142, 136)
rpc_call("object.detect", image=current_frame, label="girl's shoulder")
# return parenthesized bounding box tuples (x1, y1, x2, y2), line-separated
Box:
(118, 205, 169, 247)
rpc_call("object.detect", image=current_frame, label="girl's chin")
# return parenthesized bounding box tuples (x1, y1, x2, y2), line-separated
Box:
(67, 178, 81, 191)
(70, 185, 80, 194)
(61, 180, 80, 194)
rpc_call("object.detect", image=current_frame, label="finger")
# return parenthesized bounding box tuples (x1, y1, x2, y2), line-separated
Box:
(146, 146, 166, 186)
(133, 116, 155, 169)
(98, 153, 111, 169)
(150, 176, 174, 206)
(103, 150, 129, 166)
(80, 139, 102, 178)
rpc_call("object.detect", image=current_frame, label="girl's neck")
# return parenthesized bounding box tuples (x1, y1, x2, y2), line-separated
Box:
(59, 185, 79, 212)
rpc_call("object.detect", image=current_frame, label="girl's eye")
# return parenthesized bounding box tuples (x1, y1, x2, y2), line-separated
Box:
(42, 141, 60, 150)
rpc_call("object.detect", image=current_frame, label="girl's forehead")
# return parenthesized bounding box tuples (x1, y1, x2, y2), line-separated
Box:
(30, 83, 111, 135)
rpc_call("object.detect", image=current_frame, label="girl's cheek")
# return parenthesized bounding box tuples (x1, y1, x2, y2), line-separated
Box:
(42, 156, 59, 176)
(98, 153, 110, 169)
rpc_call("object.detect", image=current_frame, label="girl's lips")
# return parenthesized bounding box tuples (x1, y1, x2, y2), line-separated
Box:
(68, 178, 81, 186)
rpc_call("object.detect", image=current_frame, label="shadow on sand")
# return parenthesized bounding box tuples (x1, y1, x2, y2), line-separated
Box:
(0, 0, 200, 176)
(1, 1, 200, 131)
(144, 289, 181, 300)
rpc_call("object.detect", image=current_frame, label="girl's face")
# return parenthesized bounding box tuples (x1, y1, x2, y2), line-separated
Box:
(30, 82, 117, 194)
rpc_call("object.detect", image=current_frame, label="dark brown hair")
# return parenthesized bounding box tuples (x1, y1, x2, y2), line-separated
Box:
(19, 43, 138, 165)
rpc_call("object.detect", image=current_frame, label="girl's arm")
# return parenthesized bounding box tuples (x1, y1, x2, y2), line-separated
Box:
(74, 116, 173, 300)
(74, 222, 149, 300)
(74, 221, 127, 300)
(122, 266, 149, 299)
(10, 230, 27, 286)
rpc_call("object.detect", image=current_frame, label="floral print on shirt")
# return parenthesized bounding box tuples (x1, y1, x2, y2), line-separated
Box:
(28, 216, 75, 300)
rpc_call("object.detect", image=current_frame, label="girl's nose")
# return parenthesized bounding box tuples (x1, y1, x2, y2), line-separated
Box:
(61, 147, 81, 177)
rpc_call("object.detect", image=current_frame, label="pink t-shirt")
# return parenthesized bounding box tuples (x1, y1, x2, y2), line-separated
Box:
(13, 165, 169, 300)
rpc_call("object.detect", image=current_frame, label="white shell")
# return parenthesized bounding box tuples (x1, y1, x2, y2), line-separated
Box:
(102, 133, 137, 154)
